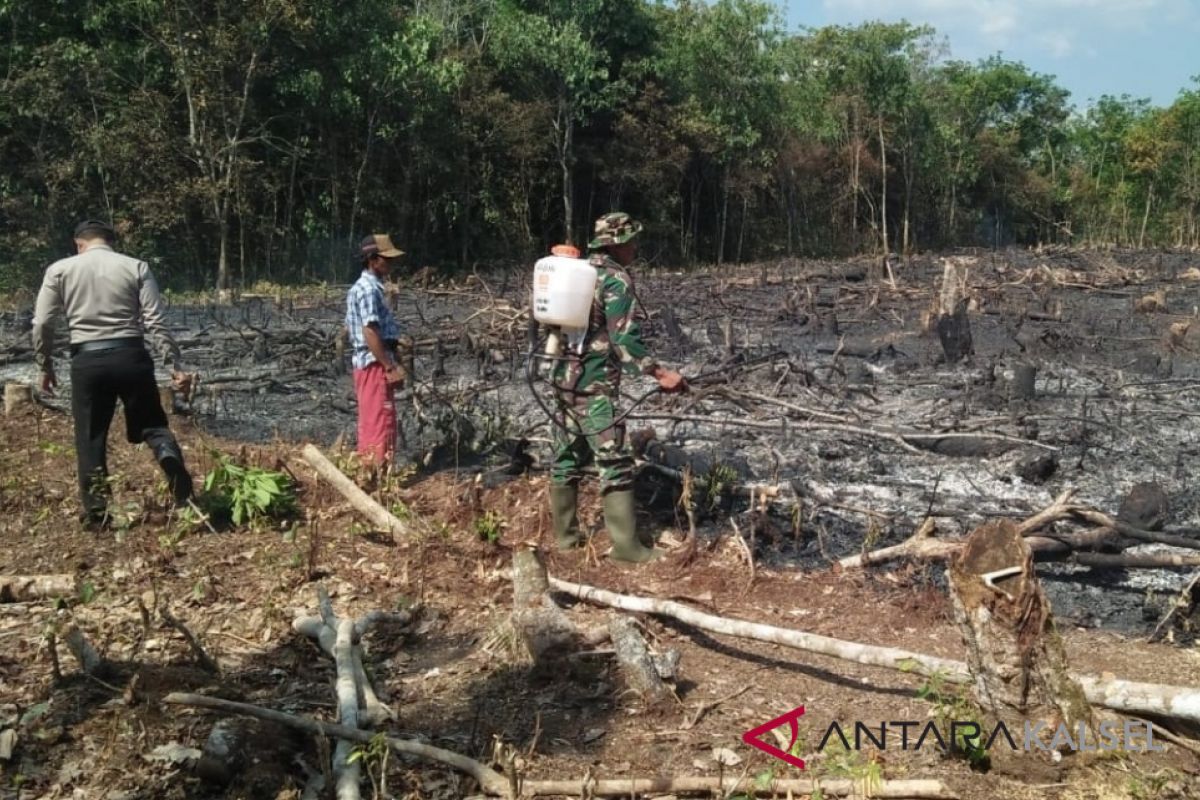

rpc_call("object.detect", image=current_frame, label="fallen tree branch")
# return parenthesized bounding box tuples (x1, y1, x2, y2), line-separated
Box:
(333, 619, 362, 800)
(843, 490, 1200, 570)
(1062, 551, 1200, 568)
(0, 574, 75, 602)
(548, 576, 1200, 724)
(1070, 508, 1200, 551)
(838, 518, 949, 569)
(293, 617, 395, 725)
(301, 444, 420, 538)
(1015, 489, 1078, 535)
(517, 777, 955, 798)
(294, 589, 400, 725)
(747, 376, 1053, 455)
(630, 412, 926, 454)
(551, 578, 968, 682)
(161, 606, 220, 674)
(162, 693, 508, 797)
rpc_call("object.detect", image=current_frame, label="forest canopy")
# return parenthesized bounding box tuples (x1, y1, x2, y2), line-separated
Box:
(2, 0, 1198, 290)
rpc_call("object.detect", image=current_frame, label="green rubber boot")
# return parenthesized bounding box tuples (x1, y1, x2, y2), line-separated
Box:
(550, 484, 581, 550)
(603, 490, 663, 563)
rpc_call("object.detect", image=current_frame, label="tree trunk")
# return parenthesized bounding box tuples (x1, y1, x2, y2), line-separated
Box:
(717, 163, 730, 265)
(1138, 181, 1154, 250)
(878, 114, 889, 256)
(216, 209, 230, 294)
(948, 520, 1095, 766)
(851, 138, 860, 249)
(736, 194, 748, 263)
(348, 110, 379, 258)
(556, 95, 575, 246)
(935, 258, 973, 363)
(332, 619, 363, 800)
(520, 777, 954, 798)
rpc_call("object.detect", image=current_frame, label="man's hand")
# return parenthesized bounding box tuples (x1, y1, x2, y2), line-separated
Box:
(41, 370, 58, 395)
(171, 370, 196, 401)
(654, 367, 687, 394)
(384, 364, 406, 388)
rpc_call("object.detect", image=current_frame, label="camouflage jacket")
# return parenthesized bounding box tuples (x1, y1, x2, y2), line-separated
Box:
(552, 253, 657, 395)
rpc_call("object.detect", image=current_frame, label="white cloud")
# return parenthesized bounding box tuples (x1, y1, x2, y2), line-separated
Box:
(980, 7, 1017, 39)
(1038, 30, 1075, 58)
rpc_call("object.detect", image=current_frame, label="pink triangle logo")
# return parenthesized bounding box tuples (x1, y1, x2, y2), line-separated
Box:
(742, 706, 806, 769)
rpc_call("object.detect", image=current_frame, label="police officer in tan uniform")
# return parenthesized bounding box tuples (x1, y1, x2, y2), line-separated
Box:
(32, 220, 194, 530)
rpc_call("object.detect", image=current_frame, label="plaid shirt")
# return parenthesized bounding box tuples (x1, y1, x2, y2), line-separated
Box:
(345, 270, 400, 370)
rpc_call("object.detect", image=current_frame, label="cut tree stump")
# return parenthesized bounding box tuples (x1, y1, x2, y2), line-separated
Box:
(935, 258, 974, 364)
(948, 520, 1094, 767)
(608, 616, 673, 707)
(1011, 364, 1037, 400)
(511, 548, 589, 667)
(4, 383, 32, 415)
(1118, 482, 1169, 532)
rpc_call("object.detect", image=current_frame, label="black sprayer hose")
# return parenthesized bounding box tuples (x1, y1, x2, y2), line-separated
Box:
(523, 346, 664, 439)
(523, 318, 787, 439)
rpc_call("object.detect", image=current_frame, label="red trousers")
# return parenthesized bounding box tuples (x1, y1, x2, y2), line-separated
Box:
(353, 363, 396, 464)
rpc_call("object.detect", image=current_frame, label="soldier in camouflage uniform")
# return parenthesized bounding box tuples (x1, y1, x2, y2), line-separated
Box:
(550, 212, 686, 562)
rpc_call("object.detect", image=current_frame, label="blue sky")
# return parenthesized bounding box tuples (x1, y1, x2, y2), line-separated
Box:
(779, 0, 1200, 109)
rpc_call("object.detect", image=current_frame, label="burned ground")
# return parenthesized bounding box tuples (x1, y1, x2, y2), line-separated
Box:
(2, 248, 1200, 799)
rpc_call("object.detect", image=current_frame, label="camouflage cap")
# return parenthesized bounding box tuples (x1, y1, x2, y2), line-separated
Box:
(588, 212, 643, 250)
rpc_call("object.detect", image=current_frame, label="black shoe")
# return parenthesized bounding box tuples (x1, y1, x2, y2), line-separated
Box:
(145, 429, 193, 505)
(159, 454, 194, 505)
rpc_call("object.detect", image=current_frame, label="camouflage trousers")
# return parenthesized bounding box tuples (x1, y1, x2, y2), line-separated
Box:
(550, 390, 634, 492)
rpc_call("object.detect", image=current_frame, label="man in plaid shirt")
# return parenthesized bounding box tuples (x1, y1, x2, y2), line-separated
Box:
(345, 234, 406, 467)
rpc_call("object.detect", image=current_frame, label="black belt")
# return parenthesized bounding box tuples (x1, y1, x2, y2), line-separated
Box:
(70, 337, 145, 356)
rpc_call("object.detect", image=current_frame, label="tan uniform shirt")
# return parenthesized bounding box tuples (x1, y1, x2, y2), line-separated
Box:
(31, 244, 181, 371)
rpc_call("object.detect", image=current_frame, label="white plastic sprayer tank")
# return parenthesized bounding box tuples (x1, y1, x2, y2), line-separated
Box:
(532, 255, 598, 329)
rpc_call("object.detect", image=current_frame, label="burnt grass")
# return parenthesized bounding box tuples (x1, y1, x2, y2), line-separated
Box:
(2, 248, 1200, 799)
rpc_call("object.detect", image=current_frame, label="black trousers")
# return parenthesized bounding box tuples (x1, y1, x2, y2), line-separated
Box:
(69, 347, 175, 517)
